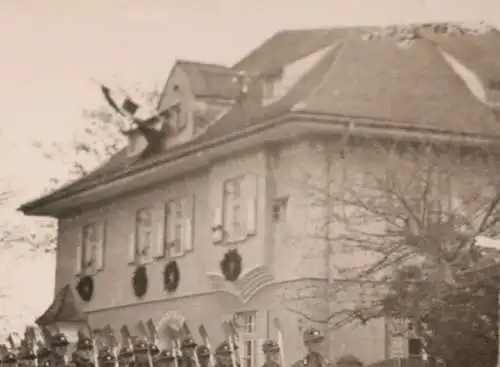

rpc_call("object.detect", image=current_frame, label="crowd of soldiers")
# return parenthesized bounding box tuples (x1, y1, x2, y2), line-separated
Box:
(0, 320, 331, 367)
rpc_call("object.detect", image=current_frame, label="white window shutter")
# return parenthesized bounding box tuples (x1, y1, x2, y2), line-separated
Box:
(152, 204, 166, 259)
(94, 222, 106, 271)
(182, 195, 195, 253)
(165, 203, 176, 252)
(183, 218, 194, 252)
(244, 174, 258, 236)
(128, 216, 137, 265)
(212, 207, 223, 244)
(74, 228, 83, 276)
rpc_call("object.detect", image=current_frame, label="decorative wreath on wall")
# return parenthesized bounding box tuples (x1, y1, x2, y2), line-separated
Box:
(163, 260, 180, 293)
(76, 275, 94, 302)
(132, 265, 148, 298)
(220, 249, 243, 282)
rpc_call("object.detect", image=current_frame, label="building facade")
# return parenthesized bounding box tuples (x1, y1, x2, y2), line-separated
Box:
(20, 23, 500, 366)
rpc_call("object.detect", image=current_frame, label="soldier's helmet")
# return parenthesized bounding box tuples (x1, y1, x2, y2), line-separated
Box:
(133, 339, 149, 353)
(262, 340, 280, 354)
(158, 350, 176, 362)
(149, 344, 161, 356)
(100, 350, 117, 366)
(2, 351, 17, 363)
(215, 341, 237, 356)
(302, 328, 324, 344)
(76, 335, 93, 351)
(196, 345, 210, 358)
(51, 333, 70, 348)
(181, 336, 197, 349)
(118, 345, 134, 358)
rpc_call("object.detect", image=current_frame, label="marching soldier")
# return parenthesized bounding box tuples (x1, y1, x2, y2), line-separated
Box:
(49, 333, 70, 367)
(156, 350, 176, 367)
(37, 345, 52, 367)
(133, 338, 151, 367)
(117, 345, 134, 367)
(261, 340, 281, 367)
(71, 332, 95, 367)
(98, 349, 116, 367)
(179, 337, 197, 367)
(292, 328, 331, 367)
(150, 343, 161, 366)
(196, 346, 210, 367)
(19, 346, 37, 367)
(214, 341, 238, 367)
(2, 350, 18, 367)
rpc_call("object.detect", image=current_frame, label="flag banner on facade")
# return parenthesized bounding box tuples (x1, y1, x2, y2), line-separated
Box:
(100, 85, 154, 122)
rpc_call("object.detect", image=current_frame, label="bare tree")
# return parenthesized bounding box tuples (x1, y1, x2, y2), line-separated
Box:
(279, 135, 500, 330)
(27, 83, 161, 252)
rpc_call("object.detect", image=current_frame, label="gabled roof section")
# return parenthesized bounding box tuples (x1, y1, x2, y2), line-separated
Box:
(177, 60, 241, 100)
(233, 27, 375, 73)
(201, 42, 344, 141)
(35, 284, 87, 326)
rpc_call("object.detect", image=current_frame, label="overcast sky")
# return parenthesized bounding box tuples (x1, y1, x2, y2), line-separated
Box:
(0, 0, 499, 336)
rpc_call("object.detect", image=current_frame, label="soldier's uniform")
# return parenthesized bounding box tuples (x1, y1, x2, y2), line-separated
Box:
(133, 339, 151, 367)
(156, 350, 176, 367)
(214, 341, 239, 367)
(196, 346, 210, 367)
(150, 344, 161, 366)
(19, 348, 38, 367)
(261, 340, 281, 367)
(2, 351, 18, 367)
(37, 346, 52, 367)
(179, 337, 197, 367)
(117, 346, 134, 367)
(50, 333, 70, 367)
(98, 350, 116, 367)
(71, 334, 95, 367)
(292, 328, 331, 367)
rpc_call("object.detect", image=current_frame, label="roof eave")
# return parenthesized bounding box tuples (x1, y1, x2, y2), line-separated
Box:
(19, 113, 499, 217)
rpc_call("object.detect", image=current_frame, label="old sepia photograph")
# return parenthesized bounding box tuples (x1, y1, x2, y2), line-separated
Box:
(1, 1, 500, 367)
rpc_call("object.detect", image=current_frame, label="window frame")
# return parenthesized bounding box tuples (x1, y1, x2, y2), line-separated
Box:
(235, 311, 257, 367)
(223, 176, 246, 240)
(166, 198, 186, 257)
(82, 222, 99, 272)
(135, 207, 154, 262)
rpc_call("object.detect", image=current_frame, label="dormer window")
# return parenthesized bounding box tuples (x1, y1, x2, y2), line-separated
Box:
(262, 69, 283, 105)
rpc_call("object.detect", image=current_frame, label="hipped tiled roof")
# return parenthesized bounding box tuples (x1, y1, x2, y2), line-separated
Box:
(35, 285, 87, 326)
(19, 23, 500, 214)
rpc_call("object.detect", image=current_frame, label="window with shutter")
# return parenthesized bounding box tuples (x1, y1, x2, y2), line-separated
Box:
(136, 208, 153, 263)
(74, 229, 83, 276)
(235, 311, 258, 367)
(94, 222, 106, 271)
(166, 199, 184, 257)
(223, 176, 246, 242)
(152, 205, 166, 259)
(181, 195, 195, 253)
(82, 223, 98, 273)
(243, 174, 258, 236)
